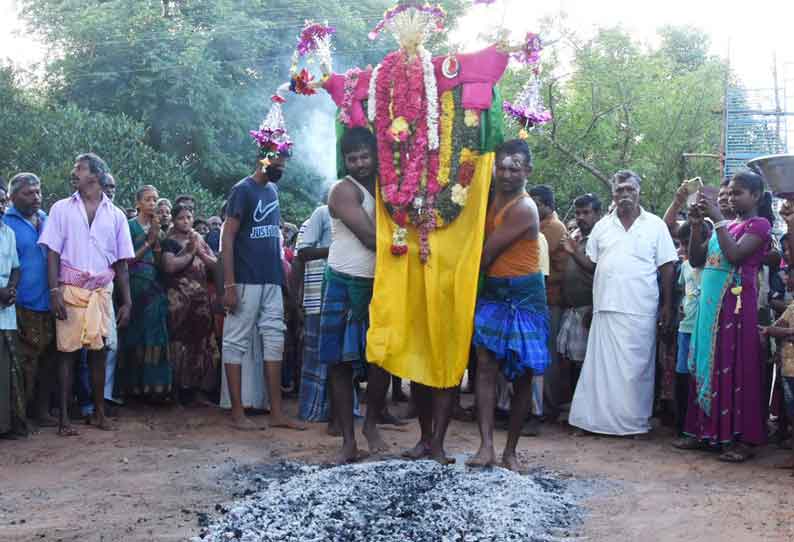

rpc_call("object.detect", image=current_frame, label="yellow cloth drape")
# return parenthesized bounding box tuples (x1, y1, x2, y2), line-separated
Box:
(366, 153, 494, 388)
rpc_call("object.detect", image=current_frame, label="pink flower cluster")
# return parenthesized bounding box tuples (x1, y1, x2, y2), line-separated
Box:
(375, 51, 441, 212)
(296, 22, 336, 57)
(502, 100, 552, 128)
(338, 68, 361, 127)
(513, 32, 543, 65)
(249, 128, 293, 155)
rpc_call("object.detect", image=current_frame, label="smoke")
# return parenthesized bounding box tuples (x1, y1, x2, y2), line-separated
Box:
(290, 95, 338, 188)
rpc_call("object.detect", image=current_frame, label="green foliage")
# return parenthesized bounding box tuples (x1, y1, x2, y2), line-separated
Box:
(0, 63, 221, 215)
(502, 24, 727, 217)
(19, 0, 465, 224)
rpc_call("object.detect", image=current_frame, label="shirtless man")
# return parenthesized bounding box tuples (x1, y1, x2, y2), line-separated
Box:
(468, 140, 550, 471)
(320, 127, 390, 463)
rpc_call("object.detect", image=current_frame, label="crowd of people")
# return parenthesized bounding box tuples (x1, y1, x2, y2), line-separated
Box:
(2, 136, 793, 471)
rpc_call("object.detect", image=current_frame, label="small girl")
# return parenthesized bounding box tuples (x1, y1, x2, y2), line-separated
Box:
(761, 304, 794, 468)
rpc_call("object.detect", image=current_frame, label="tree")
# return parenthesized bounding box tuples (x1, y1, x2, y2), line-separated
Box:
(0, 63, 220, 214)
(20, 0, 466, 222)
(501, 23, 727, 216)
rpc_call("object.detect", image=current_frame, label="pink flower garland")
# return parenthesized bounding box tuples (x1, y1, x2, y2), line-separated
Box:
(338, 68, 361, 127)
(376, 50, 430, 208)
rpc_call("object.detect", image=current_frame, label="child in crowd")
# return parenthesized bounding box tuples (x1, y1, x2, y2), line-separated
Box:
(760, 300, 794, 468)
(674, 217, 708, 435)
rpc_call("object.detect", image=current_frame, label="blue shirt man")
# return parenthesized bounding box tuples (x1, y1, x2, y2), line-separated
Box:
(4, 173, 56, 426)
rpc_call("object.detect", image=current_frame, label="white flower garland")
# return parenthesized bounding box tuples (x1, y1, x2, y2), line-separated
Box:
(419, 46, 439, 151)
(367, 63, 381, 124)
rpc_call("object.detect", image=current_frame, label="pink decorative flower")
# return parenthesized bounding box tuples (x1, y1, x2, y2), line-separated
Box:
(297, 22, 336, 57)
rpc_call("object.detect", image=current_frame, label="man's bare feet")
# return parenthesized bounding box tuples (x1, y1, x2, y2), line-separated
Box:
(90, 414, 115, 431)
(501, 452, 523, 473)
(429, 445, 456, 465)
(270, 417, 306, 431)
(466, 446, 496, 467)
(231, 416, 263, 431)
(334, 442, 369, 465)
(363, 425, 390, 454)
(402, 442, 430, 460)
(326, 422, 341, 437)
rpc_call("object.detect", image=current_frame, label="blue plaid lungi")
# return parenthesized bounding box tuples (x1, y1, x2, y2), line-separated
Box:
(298, 314, 328, 421)
(318, 268, 373, 378)
(473, 272, 550, 381)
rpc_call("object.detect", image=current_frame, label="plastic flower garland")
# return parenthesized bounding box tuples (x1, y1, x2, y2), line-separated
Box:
(289, 21, 335, 96)
(503, 78, 552, 131)
(249, 95, 293, 165)
(513, 32, 543, 65)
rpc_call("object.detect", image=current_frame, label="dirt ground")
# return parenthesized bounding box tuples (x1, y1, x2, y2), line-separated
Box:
(1, 397, 793, 542)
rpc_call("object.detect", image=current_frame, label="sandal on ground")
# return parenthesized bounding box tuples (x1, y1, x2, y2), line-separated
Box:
(58, 426, 80, 437)
(672, 436, 708, 450)
(718, 443, 754, 463)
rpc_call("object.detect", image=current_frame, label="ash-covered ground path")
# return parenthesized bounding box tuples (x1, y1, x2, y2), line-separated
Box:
(193, 460, 590, 542)
(1, 400, 793, 541)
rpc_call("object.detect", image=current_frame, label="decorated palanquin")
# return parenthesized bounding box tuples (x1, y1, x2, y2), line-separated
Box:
(284, 2, 549, 388)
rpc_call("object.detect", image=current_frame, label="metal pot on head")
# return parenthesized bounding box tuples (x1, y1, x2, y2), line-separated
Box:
(746, 154, 794, 199)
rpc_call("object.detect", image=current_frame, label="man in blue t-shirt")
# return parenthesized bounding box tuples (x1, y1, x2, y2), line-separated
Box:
(221, 151, 304, 431)
(4, 173, 58, 428)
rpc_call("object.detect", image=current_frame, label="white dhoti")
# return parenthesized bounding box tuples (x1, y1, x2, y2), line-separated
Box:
(568, 311, 656, 435)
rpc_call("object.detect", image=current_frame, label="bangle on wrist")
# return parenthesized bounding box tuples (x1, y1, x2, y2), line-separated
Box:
(224, 283, 236, 290)
(714, 219, 731, 230)
(50, 287, 59, 293)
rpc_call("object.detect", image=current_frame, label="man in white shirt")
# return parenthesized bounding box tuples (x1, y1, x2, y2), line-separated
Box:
(567, 170, 677, 436)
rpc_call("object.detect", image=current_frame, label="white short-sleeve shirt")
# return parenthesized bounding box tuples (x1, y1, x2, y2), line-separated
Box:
(586, 208, 678, 317)
(0, 224, 20, 330)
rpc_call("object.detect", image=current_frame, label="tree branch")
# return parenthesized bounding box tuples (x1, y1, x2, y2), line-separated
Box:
(540, 132, 612, 189)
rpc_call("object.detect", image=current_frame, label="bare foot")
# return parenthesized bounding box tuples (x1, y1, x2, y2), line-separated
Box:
(429, 446, 456, 465)
(402, 442, 430, 460)
(466, 445, 496, 468)
(326, 423, 341, 437)
(363, 424, 390, 454)
(231, 416, 263, 431)
(501, 452, 523, 473)
(90, 414, 115, 431)
(270, 417, 306, 431)
(334, 442, 369, 465)
(58, 425, 80, 437)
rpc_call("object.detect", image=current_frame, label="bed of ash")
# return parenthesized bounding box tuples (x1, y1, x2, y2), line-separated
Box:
(193, 459, 596, 542)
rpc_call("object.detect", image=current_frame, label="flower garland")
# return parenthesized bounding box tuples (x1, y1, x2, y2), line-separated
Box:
(249, 94, 293, 166)
(338, 68, 361, 127)
(289, 21, 335, 96)
(434, 87, 482, 226)
(503, 77, 552, 130)
(437, 90, 455, 187)
(420, 46, 440, 151)
(374, 50, 432, 208)
(367, 64, 381, 123)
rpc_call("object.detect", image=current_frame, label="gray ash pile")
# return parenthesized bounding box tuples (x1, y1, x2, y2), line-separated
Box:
(193, 460, 583, 542)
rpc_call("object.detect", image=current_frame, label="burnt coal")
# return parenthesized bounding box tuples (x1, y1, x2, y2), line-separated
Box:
(193, 460, 583, 542)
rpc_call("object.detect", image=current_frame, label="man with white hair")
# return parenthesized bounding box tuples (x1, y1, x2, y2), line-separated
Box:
(568, 170, 677, 437)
